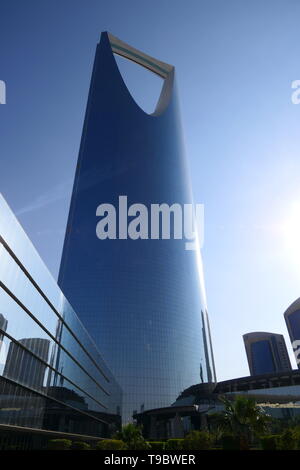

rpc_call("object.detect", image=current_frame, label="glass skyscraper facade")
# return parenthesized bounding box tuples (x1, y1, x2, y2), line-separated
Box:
(59, 32, 216, 422)
(243, 332, 292, 376)
(0, 194, 122, 441)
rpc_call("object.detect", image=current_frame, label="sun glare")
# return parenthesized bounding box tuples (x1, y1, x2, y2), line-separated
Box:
(281, 202, 300, 265)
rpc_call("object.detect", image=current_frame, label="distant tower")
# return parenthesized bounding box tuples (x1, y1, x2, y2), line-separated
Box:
(0, 313, 8, 360)
(0, 313, 8, 340)
(0, 313, 7, 332)
(284, 298, 300, 369)
(3, 338, 50, 388)
(243, 332, 292, 376)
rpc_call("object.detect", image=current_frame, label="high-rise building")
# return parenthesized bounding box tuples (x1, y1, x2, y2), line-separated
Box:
(284, 298, 300, 369)
(0, 314, 7, 346)
(3, 338, 50, 388)
(0, 314, 7, 371)
(243, 332, 292, 376)
(0, 314, 7, 333)
(0, 193, 122, 444)
(58, 32, 216, 421)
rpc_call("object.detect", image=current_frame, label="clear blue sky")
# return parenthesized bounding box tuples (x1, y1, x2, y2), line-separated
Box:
(1, 0, 300, 381)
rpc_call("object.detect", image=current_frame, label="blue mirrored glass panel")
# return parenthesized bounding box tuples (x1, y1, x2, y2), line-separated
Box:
(251, 340, 276, 375)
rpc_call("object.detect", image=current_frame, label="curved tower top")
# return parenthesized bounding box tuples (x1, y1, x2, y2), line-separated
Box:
(107, 32, 174, 79)
(102, 32, 175, 117)
(59, 31, 216, 422)
(284, 297, 300, 318)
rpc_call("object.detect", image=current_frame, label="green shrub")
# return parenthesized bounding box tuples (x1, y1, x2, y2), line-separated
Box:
(260, 435, 279, 450)
(48, 439, 72, 450)
(221, 434, 241, 450)
(277, 429, 297, 450)
(165, 439, 185, 450)
(148, 441, 166, 451)
(96, 439, 127, 450)
(113, 423, 150, 450)
(293, 429, 300, 450)
(183, 431, 212, 450)
(71, 441, 91, 450)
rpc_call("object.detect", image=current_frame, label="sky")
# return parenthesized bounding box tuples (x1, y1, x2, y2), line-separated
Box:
(0, 0, 300, 381)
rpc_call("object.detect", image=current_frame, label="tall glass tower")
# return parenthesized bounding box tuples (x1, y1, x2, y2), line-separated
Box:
(59, 32, 216, 421)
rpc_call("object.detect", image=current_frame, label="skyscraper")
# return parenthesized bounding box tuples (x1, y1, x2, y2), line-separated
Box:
(284, 298, 300, 369)
(3, 338, 50, 388)
(243, 332, 292, 376)
(59, 32, 216, 421)
(0, 314, 7, 368)
(0, 314, 7, 333)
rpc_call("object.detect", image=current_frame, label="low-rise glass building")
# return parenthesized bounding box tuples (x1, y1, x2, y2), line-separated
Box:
(134, 372, 300, 439)
(0, 194, 122, 447)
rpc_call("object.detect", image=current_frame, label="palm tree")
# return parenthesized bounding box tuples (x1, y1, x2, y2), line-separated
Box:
(211, 395, 270, 449)
(113, 423, 150, 450)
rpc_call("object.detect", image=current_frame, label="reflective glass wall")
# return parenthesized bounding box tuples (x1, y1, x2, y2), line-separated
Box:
(59, 32, 216, 422)
(251, 341, 276, 375)
(0, 194, 122, 437)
